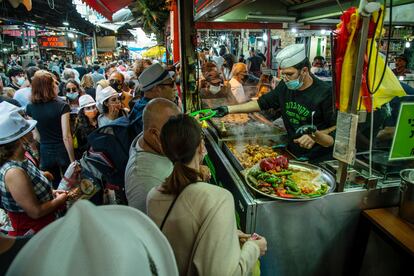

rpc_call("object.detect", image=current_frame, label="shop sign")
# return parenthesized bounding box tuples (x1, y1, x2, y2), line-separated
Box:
(389, 102, 414, 160)
(38, 36, 68, 48)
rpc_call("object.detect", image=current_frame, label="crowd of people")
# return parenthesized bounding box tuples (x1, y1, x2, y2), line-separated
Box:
(0, 54, 267, 275)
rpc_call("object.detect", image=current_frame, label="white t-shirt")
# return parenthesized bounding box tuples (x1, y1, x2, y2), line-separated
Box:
(229, 78, 248, 103)
(125, 135, 173, 212)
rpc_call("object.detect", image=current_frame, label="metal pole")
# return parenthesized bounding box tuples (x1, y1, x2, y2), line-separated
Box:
(336, 2, 381, 192)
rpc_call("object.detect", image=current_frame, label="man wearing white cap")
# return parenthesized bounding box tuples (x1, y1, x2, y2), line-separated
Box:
(214, 44, 336, 161)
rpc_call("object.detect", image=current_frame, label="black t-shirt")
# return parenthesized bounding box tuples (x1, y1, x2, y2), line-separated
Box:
(26, 98, 70, 144)
(258, 76, 336, 159)
(0, 96, 21, 107)
(247, 55, 263, 73)
(84, 87, 96, 100)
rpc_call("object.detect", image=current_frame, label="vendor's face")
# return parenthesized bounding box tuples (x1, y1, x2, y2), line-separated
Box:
(395, 58, 407, 68)
(280, 67, 303, 81)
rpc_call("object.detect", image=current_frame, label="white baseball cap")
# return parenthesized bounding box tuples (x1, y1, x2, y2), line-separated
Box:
(78, 94, 96, 110)
(0, 103, 36, 145)
(7, 200, 178, 276)
(276, 44, 306, 69)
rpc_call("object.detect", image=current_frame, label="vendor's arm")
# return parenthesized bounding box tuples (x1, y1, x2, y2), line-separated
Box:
(228, 100, 261, 114)
(5, 168, 67, 219)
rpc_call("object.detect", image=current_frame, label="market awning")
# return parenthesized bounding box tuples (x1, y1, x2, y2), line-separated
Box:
(82, 0, 132, 21)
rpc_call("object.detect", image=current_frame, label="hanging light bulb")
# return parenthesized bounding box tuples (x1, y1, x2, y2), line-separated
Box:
(263, 32, 268, 41)
(291, 28, 297, 33)
(321, 29, 326, 35)
(220, 35, 225, 41)
(405, 41, 411, 48)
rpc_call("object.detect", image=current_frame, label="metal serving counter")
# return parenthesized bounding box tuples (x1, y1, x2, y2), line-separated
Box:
(203, 129, 401, 276)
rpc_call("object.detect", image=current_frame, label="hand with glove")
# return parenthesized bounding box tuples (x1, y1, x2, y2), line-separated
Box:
(212, 106, 229, 117)
(294, 125, 318, 149)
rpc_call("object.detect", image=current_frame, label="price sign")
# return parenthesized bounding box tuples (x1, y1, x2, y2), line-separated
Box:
(38, 36, 68, 48)
(389, 102, 414, 160)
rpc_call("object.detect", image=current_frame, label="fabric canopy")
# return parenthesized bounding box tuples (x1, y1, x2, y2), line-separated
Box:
(82, 0, 132, 20)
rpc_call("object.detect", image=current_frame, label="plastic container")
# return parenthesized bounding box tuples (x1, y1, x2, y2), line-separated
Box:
(399, 169, 414, 224)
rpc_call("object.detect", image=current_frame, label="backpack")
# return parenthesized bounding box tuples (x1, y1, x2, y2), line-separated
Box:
(86, 116, 140, 204)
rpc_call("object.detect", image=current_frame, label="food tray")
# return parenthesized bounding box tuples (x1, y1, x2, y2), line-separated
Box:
(210, 112, 286, 139)
(244, 161, 336, 201)
(222, 136, 291, 172)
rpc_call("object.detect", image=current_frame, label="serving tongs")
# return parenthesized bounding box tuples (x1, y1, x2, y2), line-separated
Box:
(189, 109, 217, 128)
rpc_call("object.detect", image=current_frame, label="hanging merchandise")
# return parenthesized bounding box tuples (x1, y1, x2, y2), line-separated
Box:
(249, 35, 256, 45)
(333, 6, 406, 112)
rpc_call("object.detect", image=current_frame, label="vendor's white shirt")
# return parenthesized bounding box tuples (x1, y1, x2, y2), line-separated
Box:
(229, 78, 248, 103)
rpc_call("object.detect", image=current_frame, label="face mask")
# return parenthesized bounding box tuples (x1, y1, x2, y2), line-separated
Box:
(84, 109, 98, 119)
(209, 84, 221, 94)
(66, 92, 79, 100)
(311, 67, 323, 74)
(241, 74, 249, 83)
(205, 55, 210, 60)
(16, 77, 25, 86)
(110, 82, 122, 92)
(285, 72, 304, 90)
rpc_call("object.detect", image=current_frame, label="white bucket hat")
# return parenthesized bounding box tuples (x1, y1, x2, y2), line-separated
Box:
(95, 86, 118, 112)
(78, 94, 96, 110)
(7, 200, 178, 276)
(0, 102, 36, 145)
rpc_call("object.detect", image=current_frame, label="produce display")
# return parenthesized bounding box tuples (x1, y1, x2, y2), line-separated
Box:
(227, 142, 278, 168)
(246, 157, 330, 199)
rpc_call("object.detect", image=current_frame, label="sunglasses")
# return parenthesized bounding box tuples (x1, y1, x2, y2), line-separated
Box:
(66, 88, 77, 92)
(158, 81, 175, 88)
(109, 79, 122, 85)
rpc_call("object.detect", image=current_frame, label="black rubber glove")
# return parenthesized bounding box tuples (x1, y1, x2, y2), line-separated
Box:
(295, 124, 317, 136)
(213, 106, 229, 117)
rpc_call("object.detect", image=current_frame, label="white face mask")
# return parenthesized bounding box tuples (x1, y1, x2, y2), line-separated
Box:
(209, 84, 222, 94)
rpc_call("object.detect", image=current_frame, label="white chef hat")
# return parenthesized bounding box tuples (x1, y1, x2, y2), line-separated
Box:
(7, 200, 178, 276)
(276, 44, 307, 69)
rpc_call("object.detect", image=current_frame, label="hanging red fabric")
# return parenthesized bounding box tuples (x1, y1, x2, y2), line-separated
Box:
(81, 0, 132, 21)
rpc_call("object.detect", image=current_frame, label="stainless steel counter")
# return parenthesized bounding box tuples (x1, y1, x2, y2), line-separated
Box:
(203, 128, 401, 276)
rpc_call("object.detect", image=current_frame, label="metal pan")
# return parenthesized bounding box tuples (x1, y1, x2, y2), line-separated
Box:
(244, 160, 336, 201)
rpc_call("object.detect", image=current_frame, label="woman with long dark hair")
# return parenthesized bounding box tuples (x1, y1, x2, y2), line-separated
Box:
(73, 94, 98, 158)
(26, 70, 75, 188)
(147, 114, 267, 275)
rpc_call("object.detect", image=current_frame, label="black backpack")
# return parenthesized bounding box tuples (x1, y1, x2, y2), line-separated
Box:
(86, 116, 140, 204)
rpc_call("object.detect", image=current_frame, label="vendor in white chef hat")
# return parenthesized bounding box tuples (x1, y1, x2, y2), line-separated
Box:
(213, 44, 337, 162)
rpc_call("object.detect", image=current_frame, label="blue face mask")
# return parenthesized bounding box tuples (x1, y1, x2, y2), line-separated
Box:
(284, 72, 304, 90)
(16, 77, 25, 86)
(66, 92, 79, 100)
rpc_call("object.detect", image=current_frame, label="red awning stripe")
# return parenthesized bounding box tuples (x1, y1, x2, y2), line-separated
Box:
(82, 0, 132, 21)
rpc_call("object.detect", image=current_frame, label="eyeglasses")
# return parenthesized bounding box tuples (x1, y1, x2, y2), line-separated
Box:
(158, 81, 175, 89)
(66, 88, 77, 92)
(280, 71, 300, 81)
